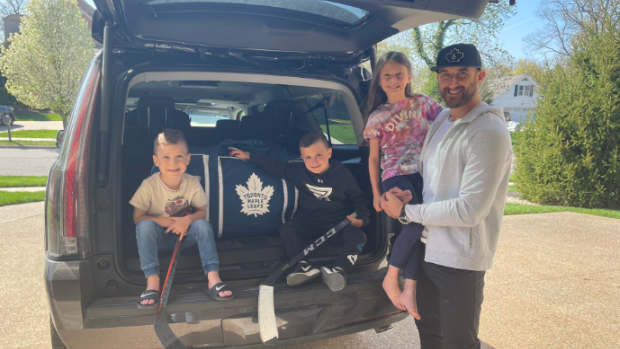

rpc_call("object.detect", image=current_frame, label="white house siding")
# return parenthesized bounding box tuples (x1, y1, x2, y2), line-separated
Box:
(491, 76, 538, 124)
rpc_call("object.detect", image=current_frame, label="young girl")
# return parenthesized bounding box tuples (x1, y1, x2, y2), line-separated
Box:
(364, 52, 442, 319)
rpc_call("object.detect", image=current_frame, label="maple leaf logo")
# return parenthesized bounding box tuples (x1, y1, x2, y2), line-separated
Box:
(236, 173, 274, 217)
(445, 48, 465, 63)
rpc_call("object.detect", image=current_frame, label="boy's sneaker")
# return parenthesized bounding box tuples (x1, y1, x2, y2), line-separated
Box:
(321, 266, 347, 292)
(286, 261, 320, 287)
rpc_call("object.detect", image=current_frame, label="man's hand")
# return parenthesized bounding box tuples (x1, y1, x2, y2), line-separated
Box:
(388, 187, 413, 206)
(229, 149, 250, 160)
(380, 191, 404, 219)
(166, 216, 192, 239)
(347, 215, 363, 228)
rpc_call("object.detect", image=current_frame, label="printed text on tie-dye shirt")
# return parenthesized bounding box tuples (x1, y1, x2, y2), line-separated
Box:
(363, 95, 442, 181)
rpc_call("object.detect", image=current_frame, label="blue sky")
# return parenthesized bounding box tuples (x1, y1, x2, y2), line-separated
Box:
(497, 0, 544, 61)
(84, 0, 542, 61)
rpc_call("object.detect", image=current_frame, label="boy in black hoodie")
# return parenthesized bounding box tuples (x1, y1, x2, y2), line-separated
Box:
(230, 131, 370, 292)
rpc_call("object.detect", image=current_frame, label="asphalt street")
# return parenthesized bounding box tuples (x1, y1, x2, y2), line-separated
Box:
(0, 147, 59, 176)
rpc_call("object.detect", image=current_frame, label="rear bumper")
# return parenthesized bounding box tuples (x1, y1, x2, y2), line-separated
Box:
(46, 258, 405, 349)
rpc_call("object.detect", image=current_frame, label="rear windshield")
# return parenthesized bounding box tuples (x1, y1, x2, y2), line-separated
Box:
(145, 0, 369, 25)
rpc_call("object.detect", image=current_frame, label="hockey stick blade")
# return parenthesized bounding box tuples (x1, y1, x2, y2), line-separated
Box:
(153, 236, 186, 349)
(259, 214, 356, 344)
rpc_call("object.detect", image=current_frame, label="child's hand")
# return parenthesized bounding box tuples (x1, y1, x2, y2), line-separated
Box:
(229, 149, 250, 160)
(166, 216, 192, 239)
(347, 215, 363, 228)
(156, 218, 175, 228)
(373, 195, 383, 212)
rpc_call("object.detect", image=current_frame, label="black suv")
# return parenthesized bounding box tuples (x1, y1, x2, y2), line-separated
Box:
(45, 1, 494, 348)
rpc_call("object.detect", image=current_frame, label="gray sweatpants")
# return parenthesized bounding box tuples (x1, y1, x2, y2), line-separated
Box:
(415, 250, 486, 349)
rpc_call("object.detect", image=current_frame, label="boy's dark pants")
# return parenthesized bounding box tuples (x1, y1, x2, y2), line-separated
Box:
(382, 173, 425, 280)
(279, 218, 366, 273)
(415, 246, 486, 349)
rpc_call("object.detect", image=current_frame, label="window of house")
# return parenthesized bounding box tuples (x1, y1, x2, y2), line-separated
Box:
(518, 85, 524, 96)
(305, 93, 357, 145)
(523, 86, 530, 96)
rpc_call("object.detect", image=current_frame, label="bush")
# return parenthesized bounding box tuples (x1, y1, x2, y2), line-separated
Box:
(0, 72, 17, 106)
(513, 21, 620, 210)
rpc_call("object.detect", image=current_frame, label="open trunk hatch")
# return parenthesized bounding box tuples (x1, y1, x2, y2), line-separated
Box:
(93, 0, 492, 58)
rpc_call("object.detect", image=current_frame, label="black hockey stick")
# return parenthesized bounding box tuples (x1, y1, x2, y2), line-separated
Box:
(153, 235, 186, 349)
(258, 213, 357, 344)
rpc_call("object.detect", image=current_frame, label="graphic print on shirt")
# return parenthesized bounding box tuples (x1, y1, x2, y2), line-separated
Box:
(304, 182, 333, 201)
(236, 173, 274, 217)
(363, 95, 442, 181)
(165, 196, 190, 217)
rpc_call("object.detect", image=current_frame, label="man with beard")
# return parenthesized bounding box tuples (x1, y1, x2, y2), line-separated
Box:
(380, 43, 512, 349)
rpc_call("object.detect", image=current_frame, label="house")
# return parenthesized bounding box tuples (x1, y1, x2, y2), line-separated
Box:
(2, 0, 101, 49)
(489, 74, 538, 124)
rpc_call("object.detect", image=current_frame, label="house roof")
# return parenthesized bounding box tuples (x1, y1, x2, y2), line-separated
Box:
(78, 0, 95, 18)
(2, 14, 23, 21)
(489, 74, 538, 99)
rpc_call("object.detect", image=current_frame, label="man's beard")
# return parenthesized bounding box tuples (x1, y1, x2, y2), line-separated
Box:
(440, 79, 477, 108)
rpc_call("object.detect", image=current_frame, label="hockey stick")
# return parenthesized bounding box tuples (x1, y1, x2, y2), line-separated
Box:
(258, 213, 357, 344)
(153, 235, 186, 349)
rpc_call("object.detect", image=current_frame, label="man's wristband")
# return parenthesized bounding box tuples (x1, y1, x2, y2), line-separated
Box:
(398, 205, 411, 224)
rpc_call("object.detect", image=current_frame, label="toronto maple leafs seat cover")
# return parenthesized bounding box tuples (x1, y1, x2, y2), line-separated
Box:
(153, 140, 298, 238)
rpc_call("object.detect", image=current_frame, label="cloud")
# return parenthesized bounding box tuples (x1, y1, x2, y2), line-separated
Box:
(502, 17, 535, 32)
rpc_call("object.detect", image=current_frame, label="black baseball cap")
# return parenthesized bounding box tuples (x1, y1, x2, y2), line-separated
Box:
(431, 43, 482, 72)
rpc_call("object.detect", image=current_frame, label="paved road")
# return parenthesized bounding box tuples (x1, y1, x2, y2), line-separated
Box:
(0, 121, 64, 132)
(2, 203, 618, 349)
(0, 147, 59, 176)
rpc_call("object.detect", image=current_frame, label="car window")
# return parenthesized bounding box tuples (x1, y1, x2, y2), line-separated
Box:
(145, 0, 369, 25)
(306, 93, 357, 145)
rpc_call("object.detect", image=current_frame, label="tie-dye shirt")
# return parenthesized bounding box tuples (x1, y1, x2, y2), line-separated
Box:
(364, 94, 442, 181)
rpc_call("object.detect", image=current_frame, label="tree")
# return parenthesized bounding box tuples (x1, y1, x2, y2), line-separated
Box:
(0, 0, 27, 16)
(0, 0, 93, 126)
(513, 13, 620, 209)
(524, 0, 620, 57)
(513, 59, 546, 83)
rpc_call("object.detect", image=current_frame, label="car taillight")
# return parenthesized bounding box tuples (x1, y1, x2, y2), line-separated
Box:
(45, 60, 100, 259)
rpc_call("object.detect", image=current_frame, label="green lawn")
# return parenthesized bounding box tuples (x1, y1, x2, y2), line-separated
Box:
(505, 203, 620, 219)
(320, 124, 358, 145)
(0, 176, 47, 187)
(0, 191, 46, 207)
(0, 140, 56, 147)
(508, 185, 517, 192)
(0, 129, 58, 138)
(15, 112, 62, 122)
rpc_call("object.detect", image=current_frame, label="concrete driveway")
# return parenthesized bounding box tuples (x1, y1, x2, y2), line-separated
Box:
(0, 203, 618, 348)
(0, 147, 59, 176)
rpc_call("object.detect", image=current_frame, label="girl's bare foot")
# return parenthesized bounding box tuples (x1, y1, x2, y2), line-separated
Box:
(207, 271, 233, 298)
(141, 274, 160, 306)
(382, 265, 405, 311)
(400, 279, 420, 320)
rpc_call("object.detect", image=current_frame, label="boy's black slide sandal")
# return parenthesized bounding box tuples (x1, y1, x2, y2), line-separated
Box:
(205, 283, 235, 301)
(137, 289, 160, 309)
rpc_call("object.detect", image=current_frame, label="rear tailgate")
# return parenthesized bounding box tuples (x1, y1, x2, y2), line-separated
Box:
(93, 0, 492, 58)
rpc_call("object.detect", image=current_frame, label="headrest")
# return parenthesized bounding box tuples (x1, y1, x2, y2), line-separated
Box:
(215, 119, 240, 131)
(137, 97, 176, 133)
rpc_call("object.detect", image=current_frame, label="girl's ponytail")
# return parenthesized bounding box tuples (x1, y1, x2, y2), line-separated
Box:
(363, 52, 415, 126)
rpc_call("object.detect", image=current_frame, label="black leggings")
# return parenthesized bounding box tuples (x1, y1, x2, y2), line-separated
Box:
(382, 173, 424, 280)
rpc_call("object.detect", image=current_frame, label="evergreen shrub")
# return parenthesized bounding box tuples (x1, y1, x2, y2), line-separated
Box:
(513, 21, 620, 209)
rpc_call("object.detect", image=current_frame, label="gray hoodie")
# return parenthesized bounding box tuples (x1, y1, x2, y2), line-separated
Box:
(405, 102, 512, 271)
